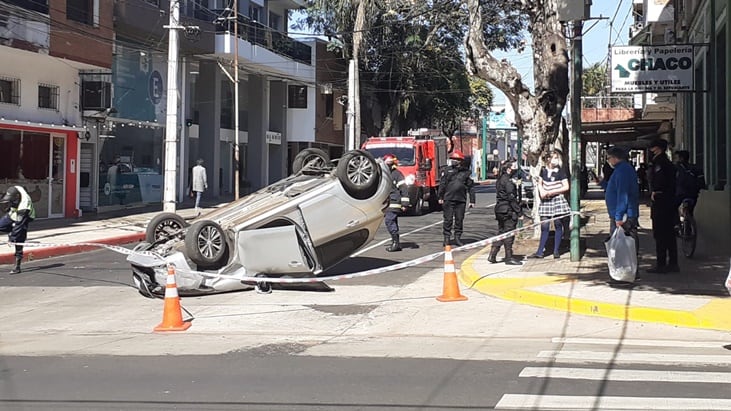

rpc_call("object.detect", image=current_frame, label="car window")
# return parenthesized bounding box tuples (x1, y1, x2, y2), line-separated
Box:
(366, 147, 416, 166)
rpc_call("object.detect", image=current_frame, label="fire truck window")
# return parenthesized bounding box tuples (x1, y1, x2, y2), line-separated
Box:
(365, 147, 415, 166)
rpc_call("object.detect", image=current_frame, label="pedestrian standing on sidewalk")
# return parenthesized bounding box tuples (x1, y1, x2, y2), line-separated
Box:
(192, 159, 208, 216)
(489, 159, 523, 265)
(438, 149, 476, 247)
(383, 154, 408, 252)
(647, 139, 679, 273)
(0, 186, 35, 274)
(528, 151, 571, 259)
(604, 147, 640, 262)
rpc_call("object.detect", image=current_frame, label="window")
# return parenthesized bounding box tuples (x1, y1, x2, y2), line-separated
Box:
(249, 5, 261, 22)
(269, 12, 281, 31)
(324, 94, 334, 119)
(4, 0, 48, 14)
(81, 80, 111, 110)
(288, 85, 307, 109)
(67, 0, 92, 25)
(38, 84, 59, 110)
(0, 77, 20, 105)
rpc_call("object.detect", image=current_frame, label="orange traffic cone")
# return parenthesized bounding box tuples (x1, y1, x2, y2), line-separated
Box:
(437, 245, 468, 302)
(154, 264, 192, 332)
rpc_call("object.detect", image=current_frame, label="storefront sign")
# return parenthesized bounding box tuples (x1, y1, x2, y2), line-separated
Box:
(610, 45, 694, 92)
(266, 131, 282, 145)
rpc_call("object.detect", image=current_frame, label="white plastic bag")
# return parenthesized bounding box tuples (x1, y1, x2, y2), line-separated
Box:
(605, 228, 637, 283)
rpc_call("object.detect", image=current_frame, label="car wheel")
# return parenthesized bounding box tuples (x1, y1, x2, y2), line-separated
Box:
(292, 148, 330, 174)
(146, 213, 187, 243)
(408, 189, 424, 216)
(184, 220, 228, 269)
(336, 150, 381, 200)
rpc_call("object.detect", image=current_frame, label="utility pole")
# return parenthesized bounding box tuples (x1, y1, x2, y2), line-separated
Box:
(481, 114, 487, 180)
(569, 21, 583, 262)
(346, 60, 356, 150)
(162, 0, 181, 213)
(233, 0, 240, 200)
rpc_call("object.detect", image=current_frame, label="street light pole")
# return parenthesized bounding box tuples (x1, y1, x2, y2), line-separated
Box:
(569, 21, 583, 262)
(233, 0, 240, 200)
(162, 0, 181, 213)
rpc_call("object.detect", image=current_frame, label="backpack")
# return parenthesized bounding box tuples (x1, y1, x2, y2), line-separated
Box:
(676, 163, 703, 196)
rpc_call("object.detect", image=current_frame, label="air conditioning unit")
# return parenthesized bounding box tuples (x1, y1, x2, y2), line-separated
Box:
(630, 21, 645, 38)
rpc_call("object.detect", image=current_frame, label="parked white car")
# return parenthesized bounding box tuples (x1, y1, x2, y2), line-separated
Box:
(128, 149, 391, 298)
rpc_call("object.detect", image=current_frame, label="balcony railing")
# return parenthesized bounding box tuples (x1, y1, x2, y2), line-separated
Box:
(2, 0, 48, 14)
(214, 12, 312, 65)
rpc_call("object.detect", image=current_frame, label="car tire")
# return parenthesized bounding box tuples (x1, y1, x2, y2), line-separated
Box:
(146, 213, 187, 243)
(184, 220, 228, 269)
(408, 189, 424, 216)
(336, 150, 381, 200)
(292, 148, 330, 174)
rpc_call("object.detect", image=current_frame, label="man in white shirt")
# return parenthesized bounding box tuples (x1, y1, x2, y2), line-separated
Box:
(191, 159, 208, 215)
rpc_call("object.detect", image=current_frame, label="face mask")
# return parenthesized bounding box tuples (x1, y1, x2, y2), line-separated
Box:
(448, 160, 459, 167)
(550, 159, 560, 166)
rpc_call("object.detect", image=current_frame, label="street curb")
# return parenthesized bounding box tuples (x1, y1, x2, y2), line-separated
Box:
(0, 232, 146, 265)
(459, 247, 731, 332)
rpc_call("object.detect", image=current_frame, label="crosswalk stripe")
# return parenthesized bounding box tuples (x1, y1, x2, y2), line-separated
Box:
(537, 350, 731, 365)
(495, 394, 731, 410)
(520, 367, 731, 383)
(551, 337, 725, 349)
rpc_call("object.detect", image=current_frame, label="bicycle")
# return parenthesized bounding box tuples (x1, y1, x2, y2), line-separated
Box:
(676, 198, 697, 258)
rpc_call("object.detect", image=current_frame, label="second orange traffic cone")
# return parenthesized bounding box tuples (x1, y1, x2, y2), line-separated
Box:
(154, 264, 192, 332)
(437, 245, 468, 302)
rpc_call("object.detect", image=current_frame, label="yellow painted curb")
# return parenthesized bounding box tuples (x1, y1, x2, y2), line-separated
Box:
(459, 247, 731, 332)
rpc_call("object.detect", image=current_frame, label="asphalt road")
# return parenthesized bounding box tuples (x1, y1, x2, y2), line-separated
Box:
(3, 186, 731, 410)
(0, 186, 498, 291)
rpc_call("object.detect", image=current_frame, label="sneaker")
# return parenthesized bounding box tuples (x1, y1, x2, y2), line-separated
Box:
(553, 253, 561, 259)
(505, 259, 523, 266)
(527, 254, 544, 259)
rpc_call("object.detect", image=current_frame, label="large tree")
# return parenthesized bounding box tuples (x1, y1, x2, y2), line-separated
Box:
(464, 0, 569, 165)
(298, 0, 483, 137)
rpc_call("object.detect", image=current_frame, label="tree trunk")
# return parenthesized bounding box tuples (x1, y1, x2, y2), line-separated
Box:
(352, 0, 367, 148)
(464, 0, 569, 166)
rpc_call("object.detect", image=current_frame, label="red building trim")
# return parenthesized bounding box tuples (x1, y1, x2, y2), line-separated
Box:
(0, 123, 80, 218)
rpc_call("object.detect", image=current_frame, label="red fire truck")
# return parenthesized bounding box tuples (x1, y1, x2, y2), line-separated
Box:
(362, 133, 450, 215)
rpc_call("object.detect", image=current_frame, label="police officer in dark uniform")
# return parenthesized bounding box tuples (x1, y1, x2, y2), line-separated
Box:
(488, 159, 523, 265)
(647, 138, 679, 273)
(0, 186, 36, 274)
(438, 149, 476, 247)
(383, 154, 408, 252)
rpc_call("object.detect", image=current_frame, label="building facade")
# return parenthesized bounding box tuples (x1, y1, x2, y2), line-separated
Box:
(628, 0, 731, 254)
(0, 0, 114, 218)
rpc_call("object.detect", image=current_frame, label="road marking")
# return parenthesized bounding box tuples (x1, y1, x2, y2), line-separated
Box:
(537, 350, 731, 365)
(519, 367, 731, 383)
(351, 203, 496, 257)
(496, 394, 731, 410)
(551, 337, 726, 349)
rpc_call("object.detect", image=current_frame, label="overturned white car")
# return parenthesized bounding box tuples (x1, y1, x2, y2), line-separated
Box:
(128, 149, 391, 298)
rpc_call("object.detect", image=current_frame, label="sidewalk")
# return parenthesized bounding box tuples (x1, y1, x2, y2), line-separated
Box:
(460, 188, 731, 332)
(0, 201, 224, 264)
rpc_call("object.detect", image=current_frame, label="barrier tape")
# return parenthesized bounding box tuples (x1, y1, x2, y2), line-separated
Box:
(2, 211, 584, 285)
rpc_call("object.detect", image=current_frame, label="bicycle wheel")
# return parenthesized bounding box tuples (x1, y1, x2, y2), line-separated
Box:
(681, 216, 697, 258)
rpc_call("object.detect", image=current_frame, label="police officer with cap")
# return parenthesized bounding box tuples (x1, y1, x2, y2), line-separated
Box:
(438, 149, 475, 246)
(383, 154, 409, 252)
(0, 186, 35, 273)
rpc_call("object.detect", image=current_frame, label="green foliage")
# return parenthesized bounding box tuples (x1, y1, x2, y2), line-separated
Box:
(582, 62, 608, 96)
(296, 0, 520, 135)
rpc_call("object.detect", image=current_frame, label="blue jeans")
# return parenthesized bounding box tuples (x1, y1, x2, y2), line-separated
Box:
(194, 191, 202, 209)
